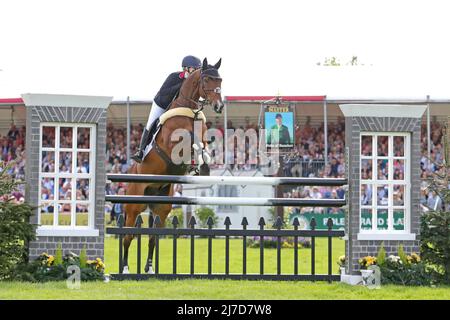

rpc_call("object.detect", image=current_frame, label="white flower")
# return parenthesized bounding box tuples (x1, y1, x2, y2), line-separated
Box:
(387, 255, 401, 263)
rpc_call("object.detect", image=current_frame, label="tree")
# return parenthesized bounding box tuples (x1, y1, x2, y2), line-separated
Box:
(0, 161, 36, 280)
(420, 124, 450, 284)
(316, 56, 364, 66)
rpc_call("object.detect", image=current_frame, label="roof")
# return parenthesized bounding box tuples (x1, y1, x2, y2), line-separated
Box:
(0, 98, 24, 105)
(225, 96, 325, 102)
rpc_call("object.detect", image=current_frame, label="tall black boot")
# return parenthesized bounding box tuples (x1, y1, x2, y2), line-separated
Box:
(131, 128, 151, 163)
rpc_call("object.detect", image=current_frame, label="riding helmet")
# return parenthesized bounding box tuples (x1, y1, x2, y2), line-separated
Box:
(182, 55, 202, 69)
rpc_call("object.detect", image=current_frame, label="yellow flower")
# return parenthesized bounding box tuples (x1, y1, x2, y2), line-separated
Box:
(410, 253, 421, 263)
(46, 255, 54, 267)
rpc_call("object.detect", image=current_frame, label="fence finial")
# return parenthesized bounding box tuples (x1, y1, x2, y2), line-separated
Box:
(154, 215, 162, 227)
(258, 217, 266, 228)
(172, 215, 179, 228)
(189, 215, 197, 228)
(135, 215, 143, 227)
(206, 216, 214, 228)
(310, 217, 317, 230)
(241, 217, 249, 227)
(327, 217, 334, 230)
(273, 216, 283, 229)
(224, 216, 232, 228)
(292, 217, 300, 228)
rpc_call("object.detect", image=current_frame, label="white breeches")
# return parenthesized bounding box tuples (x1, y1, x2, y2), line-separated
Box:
(146, 102, 165, 130)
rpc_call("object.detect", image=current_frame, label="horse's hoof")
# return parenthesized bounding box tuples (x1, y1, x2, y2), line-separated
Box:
(123, 266, 130, 274)
(147, 266, 155, 274)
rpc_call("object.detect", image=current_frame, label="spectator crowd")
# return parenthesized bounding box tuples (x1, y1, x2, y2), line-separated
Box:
(1, 116, 447, 211)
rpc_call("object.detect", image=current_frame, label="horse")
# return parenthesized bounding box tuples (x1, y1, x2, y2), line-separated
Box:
(121, 58, 223, 274)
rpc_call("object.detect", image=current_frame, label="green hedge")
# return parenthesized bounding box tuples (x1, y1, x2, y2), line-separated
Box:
(0, 162, 36, 280)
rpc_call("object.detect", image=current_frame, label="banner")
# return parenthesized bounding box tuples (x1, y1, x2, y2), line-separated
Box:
(289, 211, 405, 230)
(264, 105, 294, 148)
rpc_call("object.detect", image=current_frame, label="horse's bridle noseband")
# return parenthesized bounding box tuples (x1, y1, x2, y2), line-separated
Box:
(176, 68, 222, 110)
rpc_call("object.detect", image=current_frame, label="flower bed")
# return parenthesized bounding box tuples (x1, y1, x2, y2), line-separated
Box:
(247, 236, 311, 249)
(12, 245, 105, 282)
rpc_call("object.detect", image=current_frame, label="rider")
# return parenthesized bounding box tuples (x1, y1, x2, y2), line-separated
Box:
(131, 55, 202, 163)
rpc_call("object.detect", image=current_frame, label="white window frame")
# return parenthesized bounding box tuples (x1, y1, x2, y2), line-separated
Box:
(357, 132, 415, 241)
(37, 122, 99, 237)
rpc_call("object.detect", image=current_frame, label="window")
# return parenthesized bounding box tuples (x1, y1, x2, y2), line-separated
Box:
(39, 123, 96, 231)
(359, 133, 410, 234)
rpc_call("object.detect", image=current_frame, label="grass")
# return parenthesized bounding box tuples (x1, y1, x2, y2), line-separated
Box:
(1, 236, 449, 300)
(103, 237, 345, 275)
(1, 280, 449, 300)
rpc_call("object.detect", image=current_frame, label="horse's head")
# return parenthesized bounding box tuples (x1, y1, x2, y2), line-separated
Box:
(199, 58, 224, 113)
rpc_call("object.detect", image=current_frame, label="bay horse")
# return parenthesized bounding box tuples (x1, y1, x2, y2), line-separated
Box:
(122, 58, 223, 274)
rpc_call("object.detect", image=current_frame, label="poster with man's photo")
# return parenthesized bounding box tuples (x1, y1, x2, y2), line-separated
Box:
(264, 105, 294, 148)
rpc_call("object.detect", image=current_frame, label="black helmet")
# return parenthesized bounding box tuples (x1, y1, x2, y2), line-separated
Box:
(182, 55, 201, 69)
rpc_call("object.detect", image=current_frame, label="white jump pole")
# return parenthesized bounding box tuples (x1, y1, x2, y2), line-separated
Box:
(107, 174, 347, 187)
(106, 195, 346, 207)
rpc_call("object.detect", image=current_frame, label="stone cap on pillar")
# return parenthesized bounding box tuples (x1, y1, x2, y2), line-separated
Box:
(21, 93, 112, 109)
(339, 104, 427, 119)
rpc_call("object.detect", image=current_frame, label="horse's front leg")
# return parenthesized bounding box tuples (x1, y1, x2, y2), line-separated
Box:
(145, 204, 172, 274)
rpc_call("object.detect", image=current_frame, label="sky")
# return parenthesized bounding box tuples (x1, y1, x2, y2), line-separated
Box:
(1, 0, 450, 100)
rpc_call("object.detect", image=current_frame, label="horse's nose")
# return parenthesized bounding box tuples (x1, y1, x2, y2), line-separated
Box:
(214, 100, 224, 113)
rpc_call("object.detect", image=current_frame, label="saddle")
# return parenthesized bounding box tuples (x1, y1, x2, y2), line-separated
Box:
(142, 108, 209, 175)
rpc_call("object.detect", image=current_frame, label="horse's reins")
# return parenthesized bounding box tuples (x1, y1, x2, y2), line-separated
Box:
(175, 68, 222, 111)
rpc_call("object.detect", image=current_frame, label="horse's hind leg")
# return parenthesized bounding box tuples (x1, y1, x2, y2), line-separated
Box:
(145, 204, 172, 274)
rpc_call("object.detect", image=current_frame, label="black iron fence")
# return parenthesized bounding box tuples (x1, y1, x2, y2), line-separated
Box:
(106, 214, 345, 282)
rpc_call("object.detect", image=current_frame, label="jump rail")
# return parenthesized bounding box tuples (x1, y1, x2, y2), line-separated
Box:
(105, 173, 348, 282)
(107, 173, 348, 187)
(105, 195, 346, 207)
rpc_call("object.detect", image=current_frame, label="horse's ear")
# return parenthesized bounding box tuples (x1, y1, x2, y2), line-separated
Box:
(202, 58, 208, 70)
(214, 58, 222, 70)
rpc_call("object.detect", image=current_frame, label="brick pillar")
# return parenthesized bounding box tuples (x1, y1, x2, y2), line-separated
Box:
(24, 93, 112, 261)
(339, 104, 426, 275)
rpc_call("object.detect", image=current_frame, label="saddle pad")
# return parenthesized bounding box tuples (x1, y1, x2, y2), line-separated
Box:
(159, 107, 206, 124)
(143, 108, 206, 160)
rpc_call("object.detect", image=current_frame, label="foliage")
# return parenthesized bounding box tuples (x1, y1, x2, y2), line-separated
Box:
(376, 242, 386, 266)
(195, 207, 218, 228)
(268, 207, 290, 227)
(398, 245, 409, 266)
(420, 124, 450, 284)
(165, 207, 184, 227)
(0, 161, 36, 280)
(420, 210, 450, 284)
(374, 245, 433, 286)
(247, 236, 311, 249)
(380, 254, 432, 286)
(11, 252, 105, 282)
(316, 56, 364, 66)
(54, 243, 63, 266)
(79, 245, 87, 268)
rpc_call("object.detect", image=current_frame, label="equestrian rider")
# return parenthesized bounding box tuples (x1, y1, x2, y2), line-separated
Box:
(131, 55, 202, 163)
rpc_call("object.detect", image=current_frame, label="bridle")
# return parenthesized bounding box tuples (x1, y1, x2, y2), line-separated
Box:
(176, 68, 222, 111)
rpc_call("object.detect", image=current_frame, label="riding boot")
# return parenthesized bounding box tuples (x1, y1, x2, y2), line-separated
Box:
(131, 128, 151, 163)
